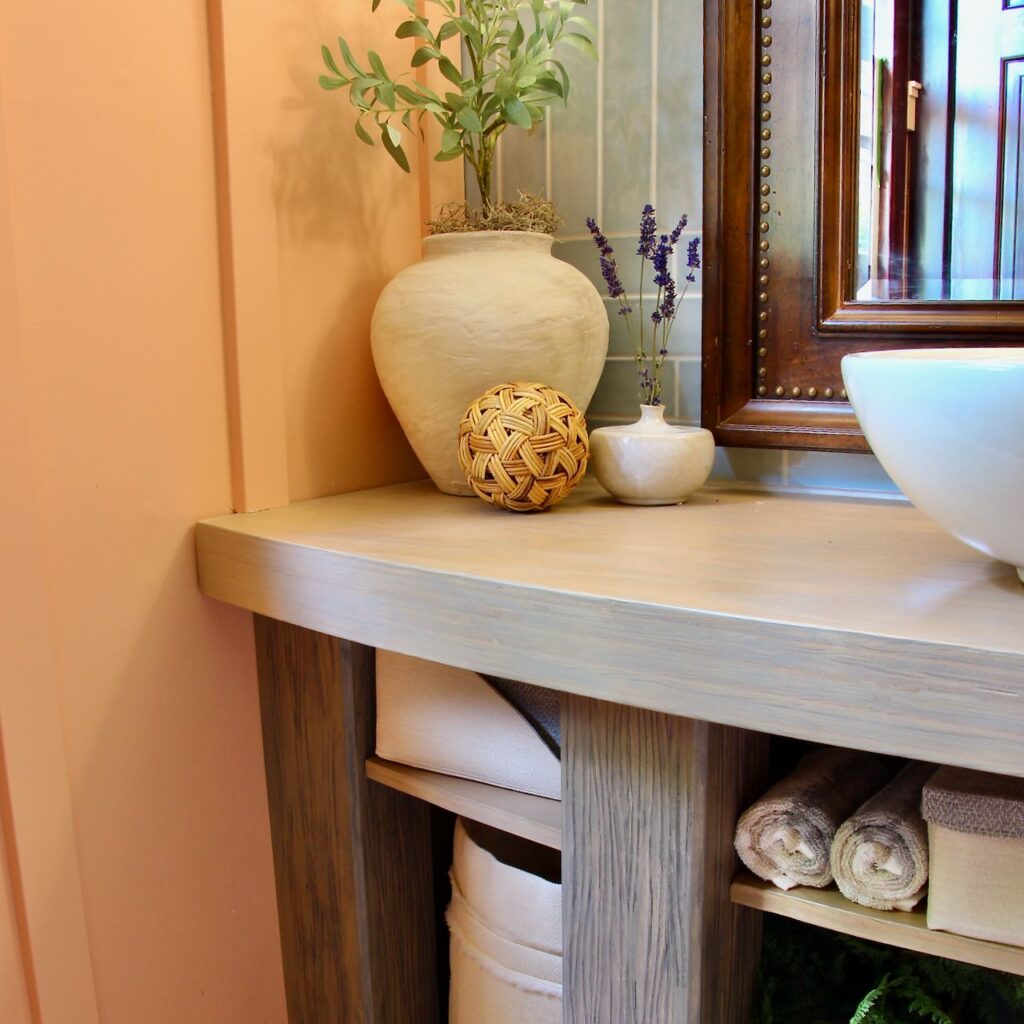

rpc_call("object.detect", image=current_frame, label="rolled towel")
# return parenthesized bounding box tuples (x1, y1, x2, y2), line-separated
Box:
(735, 747, 891, 890)
(831, 761, 935, 911)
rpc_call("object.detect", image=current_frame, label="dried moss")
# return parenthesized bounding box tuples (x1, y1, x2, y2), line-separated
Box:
(427, 193, 562, 236)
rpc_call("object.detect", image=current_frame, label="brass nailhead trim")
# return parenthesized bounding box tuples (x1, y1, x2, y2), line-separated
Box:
(758, 385, 768, 396)
(775, 385, 785, 396)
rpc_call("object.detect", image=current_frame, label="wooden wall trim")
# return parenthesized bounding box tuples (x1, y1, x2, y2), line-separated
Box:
(206, 0, 291, 514)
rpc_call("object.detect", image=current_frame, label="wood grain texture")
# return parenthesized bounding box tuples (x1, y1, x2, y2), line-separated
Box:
(254, 619, 438, 1024)
(366, 757, 561, 850)
(732, 872, 1024, 977)
(197, 482, 1024, 777)
(562, 695, 769, 1024)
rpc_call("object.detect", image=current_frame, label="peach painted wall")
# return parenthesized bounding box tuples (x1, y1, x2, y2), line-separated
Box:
(212, 0, 462, 507)
(0, 1, 458, 1021)
(0, 1, 289, 1021)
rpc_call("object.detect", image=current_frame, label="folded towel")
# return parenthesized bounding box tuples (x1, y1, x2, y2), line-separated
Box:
(830, 761, 935, 911)
(735, 747, 891, 890)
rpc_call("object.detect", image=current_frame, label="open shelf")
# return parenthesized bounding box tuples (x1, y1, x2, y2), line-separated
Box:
(731, 871, 1024, 976)
(366, 756, 562, 850)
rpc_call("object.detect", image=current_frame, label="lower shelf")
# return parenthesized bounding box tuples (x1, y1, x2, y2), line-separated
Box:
(367, 758, 1024, 977)
(365, 756, 562, 850)
(731, 871, 1024, 977)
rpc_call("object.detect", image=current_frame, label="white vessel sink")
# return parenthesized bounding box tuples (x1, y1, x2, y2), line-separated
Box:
(842, 348, 1024, 583)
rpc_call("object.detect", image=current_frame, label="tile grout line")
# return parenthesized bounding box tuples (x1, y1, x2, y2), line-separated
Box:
(650, 0, 659, 206)
(545, 117, 553, 200)
(596, 0, 606, 224)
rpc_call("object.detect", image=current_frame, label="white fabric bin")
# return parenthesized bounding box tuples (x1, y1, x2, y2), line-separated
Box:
(447, 818, 562, 1024)
(375, 650, 561, 799)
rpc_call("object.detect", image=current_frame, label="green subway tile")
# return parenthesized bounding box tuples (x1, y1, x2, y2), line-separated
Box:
(588, 358, 678, 419)
(674, 357, 701, 421)
(656, 0, 704, 220)
(551, 25, 599, 234)
(499, 128, 547, 201)
(602, 1, 655, 233)
(711, 448, 788, 488)
(786, 451, 902, 496)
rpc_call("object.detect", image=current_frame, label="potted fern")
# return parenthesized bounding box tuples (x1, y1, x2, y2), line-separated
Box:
(319, 0, 608, 495)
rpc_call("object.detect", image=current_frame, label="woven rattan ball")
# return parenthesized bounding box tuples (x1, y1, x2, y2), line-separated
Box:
(457, 382, 589, 512)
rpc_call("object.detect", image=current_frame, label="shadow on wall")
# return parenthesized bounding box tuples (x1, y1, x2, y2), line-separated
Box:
(265, 5, 426, 497)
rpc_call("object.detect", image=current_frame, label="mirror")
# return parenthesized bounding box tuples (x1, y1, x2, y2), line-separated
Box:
(702, 0, 1024, 453)
(856, 0, 1024, 301)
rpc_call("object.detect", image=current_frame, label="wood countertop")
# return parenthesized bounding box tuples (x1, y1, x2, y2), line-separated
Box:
(196, 481, 1024, 776)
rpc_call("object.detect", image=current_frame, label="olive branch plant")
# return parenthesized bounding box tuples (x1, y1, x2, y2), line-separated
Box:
(318, 0, 596, 208)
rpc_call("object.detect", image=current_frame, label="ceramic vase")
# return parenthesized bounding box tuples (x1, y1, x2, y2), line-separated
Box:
(590, 405, 715, 505)
(371, 231, 609, 496)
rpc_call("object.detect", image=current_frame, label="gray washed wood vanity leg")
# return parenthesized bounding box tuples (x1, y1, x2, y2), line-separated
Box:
(562, 694, 768, 1023)
(253, 619, 439, 1024)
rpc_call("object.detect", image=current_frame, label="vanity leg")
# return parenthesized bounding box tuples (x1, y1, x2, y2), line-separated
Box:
(253, 618, 438, 1024)
(562, 695, 768, 1024)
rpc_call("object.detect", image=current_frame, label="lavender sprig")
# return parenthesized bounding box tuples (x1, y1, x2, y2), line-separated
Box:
(637, 204, 657, 259)
(588, 207, 700, 406)
(586, 217, 632, 315)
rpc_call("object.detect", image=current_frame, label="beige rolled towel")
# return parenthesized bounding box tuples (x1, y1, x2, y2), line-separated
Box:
(735, 747, 891, 890)
(831, 761, 935, 911)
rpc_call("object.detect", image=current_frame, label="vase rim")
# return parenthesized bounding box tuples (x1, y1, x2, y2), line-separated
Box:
(424, 229, 555, 241)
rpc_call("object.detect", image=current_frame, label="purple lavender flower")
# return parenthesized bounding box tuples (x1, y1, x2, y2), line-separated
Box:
(685, 237, 701, 282)
(669, 213, 688, 247)
(658, 275, 678, 322)
(652, 234, 671, 288)
(637, 204, 657, 259)
(586, 217, 629, 307)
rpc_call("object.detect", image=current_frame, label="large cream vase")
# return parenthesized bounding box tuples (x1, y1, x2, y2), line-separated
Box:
(371, 231, 609, 495)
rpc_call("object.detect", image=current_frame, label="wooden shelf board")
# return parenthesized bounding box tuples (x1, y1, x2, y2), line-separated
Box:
(365, 756, 562, 851)
(731, 871, 1024, 976)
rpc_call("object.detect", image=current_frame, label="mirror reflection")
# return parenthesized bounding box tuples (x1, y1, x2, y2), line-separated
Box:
(856, 0, 1024, 300)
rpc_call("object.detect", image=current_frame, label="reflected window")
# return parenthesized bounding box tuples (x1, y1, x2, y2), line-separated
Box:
(856, 0, 1024, 300)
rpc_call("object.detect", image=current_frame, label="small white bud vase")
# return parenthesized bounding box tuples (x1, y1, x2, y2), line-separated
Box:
(590, 405, 715, 506)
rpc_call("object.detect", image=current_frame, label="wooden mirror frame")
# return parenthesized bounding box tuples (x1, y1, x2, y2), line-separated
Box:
(702, 0, 1024, 452)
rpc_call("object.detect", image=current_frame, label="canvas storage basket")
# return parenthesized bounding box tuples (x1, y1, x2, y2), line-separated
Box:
(922, 766, 1024, 948)
(375, 650, 561, 799)
(447, 818, 562, 1024)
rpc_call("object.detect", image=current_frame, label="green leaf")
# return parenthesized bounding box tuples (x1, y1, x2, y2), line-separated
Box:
(503, 95, 532, 128)
(566, 14, 596, 36)
(441, 126, 461, 152)
(321, 45, 342, 76)
(395, 19, 434, 41)
(394, 83, 426, 105)
(434, 148, 462, 162)
(367, 50, 388, 79)
(559, 31, 598, 61)
(337, 37, 364, 76)
(318, 75, 347, 91)
(438, 57, 463, 86)
(410, 46, 440, 67)
(456, 107, 483, 132)
(380, 123, 411, 173)
(377, 80, 396, 108)
(534, 72, 563, 98)
(437, 21, 460, 42)
(354, 119, 375, 146)
(508, 20, 526, 55)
